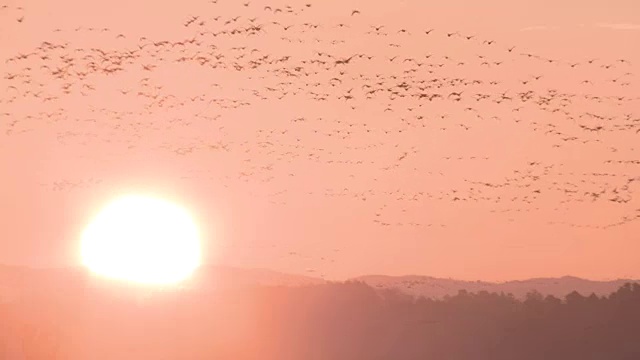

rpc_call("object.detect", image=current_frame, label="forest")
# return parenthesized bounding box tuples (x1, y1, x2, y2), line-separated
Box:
(1, 281, 639, 359)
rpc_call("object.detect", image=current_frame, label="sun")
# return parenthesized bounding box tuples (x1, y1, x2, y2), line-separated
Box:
(80, 194, 201, 286)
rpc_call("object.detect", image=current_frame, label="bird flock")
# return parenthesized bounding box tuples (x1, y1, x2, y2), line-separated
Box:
(2, 0, 639, 274)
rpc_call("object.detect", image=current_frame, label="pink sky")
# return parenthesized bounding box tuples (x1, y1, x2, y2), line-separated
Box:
(1, 0, 639, 281)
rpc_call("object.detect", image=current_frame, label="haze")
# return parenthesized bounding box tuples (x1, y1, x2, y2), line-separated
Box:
(1, 0, 639, 283)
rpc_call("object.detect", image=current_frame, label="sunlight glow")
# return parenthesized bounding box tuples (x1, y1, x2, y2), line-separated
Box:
(81, 194, 201, 285)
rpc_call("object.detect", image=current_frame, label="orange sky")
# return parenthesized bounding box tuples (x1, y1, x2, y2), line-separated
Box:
(1, 0, 639, 281)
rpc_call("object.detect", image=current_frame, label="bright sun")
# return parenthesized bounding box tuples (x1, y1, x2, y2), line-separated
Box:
(80, 194, 201, 286)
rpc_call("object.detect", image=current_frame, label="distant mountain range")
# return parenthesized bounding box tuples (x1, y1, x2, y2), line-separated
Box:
(0, 264, 636, 301)
(351, 274, 639, 299)
(169, 268, 640, 299)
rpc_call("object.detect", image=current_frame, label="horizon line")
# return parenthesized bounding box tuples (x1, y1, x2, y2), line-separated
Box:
(1, 263, 637, 284)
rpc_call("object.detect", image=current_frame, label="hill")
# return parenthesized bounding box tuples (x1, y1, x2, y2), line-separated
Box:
(0, 265, 635, 301)
(353, 274, 638, 299)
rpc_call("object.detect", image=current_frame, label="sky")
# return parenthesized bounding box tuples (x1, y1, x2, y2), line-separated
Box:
(1, 0, 639, 282)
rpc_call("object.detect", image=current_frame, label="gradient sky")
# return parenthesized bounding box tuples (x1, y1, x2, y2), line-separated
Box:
(1, 0, 639, 281)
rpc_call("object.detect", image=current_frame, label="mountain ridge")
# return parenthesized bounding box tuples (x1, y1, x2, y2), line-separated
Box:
(0, 264, 637, 301)
(351, 274, 639, 299)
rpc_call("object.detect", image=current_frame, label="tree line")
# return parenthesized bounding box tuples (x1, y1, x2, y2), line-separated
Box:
(1, 281, 639, 359)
